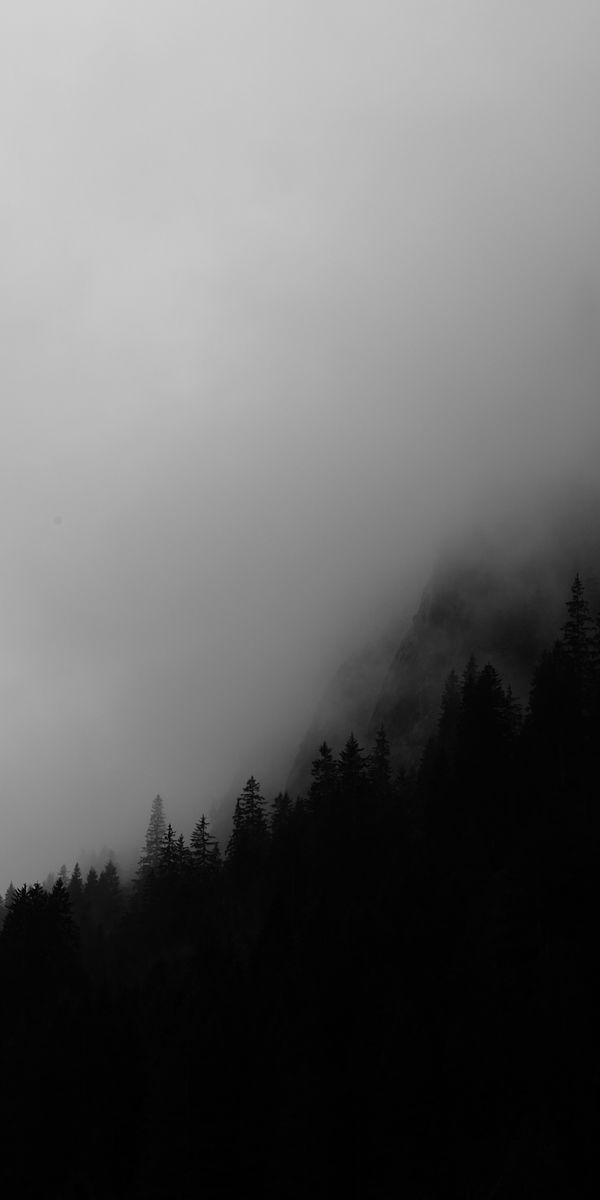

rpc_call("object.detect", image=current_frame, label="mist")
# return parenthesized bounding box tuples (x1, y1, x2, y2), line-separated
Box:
(2, 1, 600, 887)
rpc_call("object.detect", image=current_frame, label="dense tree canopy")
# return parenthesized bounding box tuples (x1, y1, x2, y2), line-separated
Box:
(0, 572, 597, 1197)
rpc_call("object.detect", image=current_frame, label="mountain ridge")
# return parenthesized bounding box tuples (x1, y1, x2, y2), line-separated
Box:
(288, 514, 600, 789)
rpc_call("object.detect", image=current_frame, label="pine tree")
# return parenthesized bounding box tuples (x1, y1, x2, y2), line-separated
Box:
(137, 794, 167, 878)
(1, 880, 81, 996)
(368, 725, 392, 796)
(50, 877, 81, 978)
(561, 572, 595, 673)
(174, 833, 191, 878)
(242, 776, 267, 833)
(160, 823, 176, 874)
(191, 814, 218, 872)
(226, 776, 269, 875)
(527, 643, 571, 751)
(227, 798, 244, 862)
(84, 867, 99, 925)
(457, 655, 480, 758)
(270, 791, 293, 839)
(68, 863, 85, 921)
(339, 732, 367, 798)
(308, 741, 337, 815)
(561, 573, 596, 736)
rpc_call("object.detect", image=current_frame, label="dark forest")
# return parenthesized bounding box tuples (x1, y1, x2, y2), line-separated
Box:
(0, 572, 598, 1197)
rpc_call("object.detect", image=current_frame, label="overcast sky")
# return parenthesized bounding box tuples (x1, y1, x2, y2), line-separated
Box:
(2, 1, 600, 886)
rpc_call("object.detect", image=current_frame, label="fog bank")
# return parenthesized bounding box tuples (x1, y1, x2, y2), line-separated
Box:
(1, 2, 600, 886)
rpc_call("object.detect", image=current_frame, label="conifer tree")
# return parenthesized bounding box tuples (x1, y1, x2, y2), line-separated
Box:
(137, 794, 167, 878)
(242, 775, 267, 831)
(457, 655, 480, 758)
(50, 877, 80, 974)
(2, 880, 81, 995)
(159, 823, 177, 877)
(191, 814, 218, 872)
(339, 732, 367, 797)
(561, 573, 596, 734)
(68, 863, 85, 921)
(174, 833, 191, 878)
(308, 741, 337, 815)
(84, 867, 99, 925)
(527, 642, 570, 751)
(227, 798, 244, 862)
(270, 791, 293, 838)
(561, 572, 595, 673)
(368, 725, 392, 795)
(85, 867, 98, 893)
(226, 776, 269, 875)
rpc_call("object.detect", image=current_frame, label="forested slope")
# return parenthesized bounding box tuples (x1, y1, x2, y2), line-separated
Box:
(0, 573, 598, 1197)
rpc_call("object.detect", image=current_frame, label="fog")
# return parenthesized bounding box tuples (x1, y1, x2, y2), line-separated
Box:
(1, 1, 600, 886)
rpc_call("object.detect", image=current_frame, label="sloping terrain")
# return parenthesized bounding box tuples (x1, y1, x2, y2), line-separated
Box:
(290, 509, 600, 784)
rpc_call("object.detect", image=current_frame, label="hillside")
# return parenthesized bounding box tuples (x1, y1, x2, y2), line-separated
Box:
(290, 513, 600, 784)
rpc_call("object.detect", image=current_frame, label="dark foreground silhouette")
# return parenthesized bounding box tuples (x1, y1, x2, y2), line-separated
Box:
(0, 574, 598, 1197)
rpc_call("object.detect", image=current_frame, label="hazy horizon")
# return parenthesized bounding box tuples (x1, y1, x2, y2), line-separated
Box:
(2, 1, 600, 888)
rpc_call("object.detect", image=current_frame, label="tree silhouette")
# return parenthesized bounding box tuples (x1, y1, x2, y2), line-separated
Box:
(78, 866, 101, 933)
(561, 572, 595, 672)
(139, 794, 167, 873)
(1, 878, 81, 996)
(270, 791, 294, 840)
(226, 776, 269, 878)
(339, 732, 367, 793)
(174, 832, 191, 878)
(68, 862, 85, 921)
(308, 741, 337, 817)
(159, 823, 177, 876)
(0, 566, 598, 1197)
(560, 573, 597, 744)
(368, 724, 392, 795)
(191, 814, 219, 874)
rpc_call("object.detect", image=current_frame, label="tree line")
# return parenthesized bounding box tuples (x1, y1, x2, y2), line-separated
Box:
(0, 573, 598, 1197)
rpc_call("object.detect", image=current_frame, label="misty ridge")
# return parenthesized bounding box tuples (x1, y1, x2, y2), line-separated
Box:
(2, 2, 600, 1196)
(2, 494, 600, 1195)
(4, 0, 600, 894)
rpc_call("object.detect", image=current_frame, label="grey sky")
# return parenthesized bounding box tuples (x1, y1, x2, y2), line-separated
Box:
(2, 2, 600, 885)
